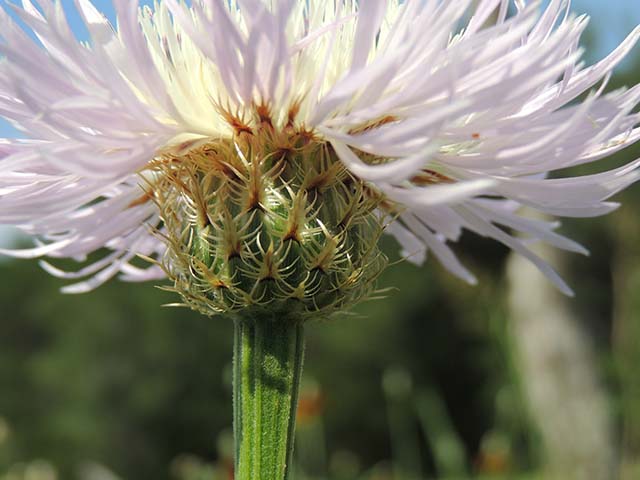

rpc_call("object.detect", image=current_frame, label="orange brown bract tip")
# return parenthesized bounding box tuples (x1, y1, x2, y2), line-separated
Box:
(286, 97, 304, 129)
(255, 102, 274, 129)
(216, 102, 255, 136)
(127, 191, 154, 209)
(348, 115, 399, 135)
(410, 169, 455, 186)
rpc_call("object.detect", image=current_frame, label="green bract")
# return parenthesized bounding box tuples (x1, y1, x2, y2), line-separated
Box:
(153, 116, 388, 318)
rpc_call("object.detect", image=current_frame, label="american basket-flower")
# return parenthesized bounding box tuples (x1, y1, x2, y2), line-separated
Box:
(1, 1, 639, 478)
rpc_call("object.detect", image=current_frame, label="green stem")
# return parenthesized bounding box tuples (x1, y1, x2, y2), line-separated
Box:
(233, 312, 305, 480)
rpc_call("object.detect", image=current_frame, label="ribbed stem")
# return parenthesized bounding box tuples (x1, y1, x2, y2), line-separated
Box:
(233, 313, 305, 480)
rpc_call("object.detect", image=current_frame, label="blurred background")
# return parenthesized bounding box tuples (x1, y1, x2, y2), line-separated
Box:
(1, 1, 640, 479)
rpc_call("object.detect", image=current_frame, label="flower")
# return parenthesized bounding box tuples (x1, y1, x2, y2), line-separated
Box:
(0, 0, 639, 302)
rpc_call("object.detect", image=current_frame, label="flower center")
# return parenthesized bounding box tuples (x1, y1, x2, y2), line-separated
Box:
(150, 113, 388, 318)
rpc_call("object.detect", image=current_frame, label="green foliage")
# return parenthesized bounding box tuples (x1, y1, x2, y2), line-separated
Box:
(0, 260, 233, 480)
(0, 232, 537, 480)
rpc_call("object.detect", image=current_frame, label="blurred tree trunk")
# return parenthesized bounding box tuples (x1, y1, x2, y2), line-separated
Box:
(506, 241, 615, 480)
(611, 207, 640, 478)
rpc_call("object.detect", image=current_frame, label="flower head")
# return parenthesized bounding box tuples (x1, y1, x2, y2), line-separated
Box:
(1, 0, 639, 308)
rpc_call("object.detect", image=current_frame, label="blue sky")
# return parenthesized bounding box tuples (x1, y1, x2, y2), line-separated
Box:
(0, 0, 639, 139)
(576, 0, 640, 59)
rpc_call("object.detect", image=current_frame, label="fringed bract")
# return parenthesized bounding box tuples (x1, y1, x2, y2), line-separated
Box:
(151, 111, 388, 318)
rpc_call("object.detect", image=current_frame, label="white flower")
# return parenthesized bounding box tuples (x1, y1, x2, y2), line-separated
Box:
(1, 0, 639, 296)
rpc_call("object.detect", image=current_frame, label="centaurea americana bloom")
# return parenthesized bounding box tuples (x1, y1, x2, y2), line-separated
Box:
(2, 1, 640, 478)
(1, 0, 640, 301)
